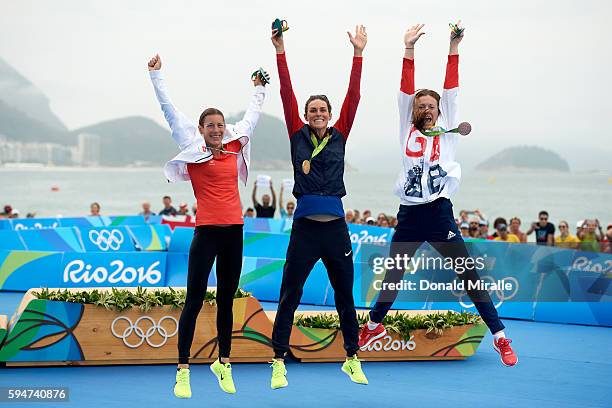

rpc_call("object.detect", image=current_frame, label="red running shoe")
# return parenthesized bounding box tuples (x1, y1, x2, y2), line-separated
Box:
(358, 323, 387, 350)
(493, 337, 518, 367)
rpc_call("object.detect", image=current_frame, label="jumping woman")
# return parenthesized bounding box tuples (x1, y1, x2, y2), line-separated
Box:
(357, 23, 518, 367)
(147, 54, 267, 396)
(268, 24, 369, 389)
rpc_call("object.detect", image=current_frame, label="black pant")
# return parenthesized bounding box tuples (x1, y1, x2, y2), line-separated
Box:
(178, 225, 243, 364)
(272, 217, 359, 358)
(370, 198, 505, 334)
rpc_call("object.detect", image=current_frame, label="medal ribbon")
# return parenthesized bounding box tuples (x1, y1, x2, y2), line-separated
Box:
(420, 126, 460, 137)
(308, 132, 330, 161)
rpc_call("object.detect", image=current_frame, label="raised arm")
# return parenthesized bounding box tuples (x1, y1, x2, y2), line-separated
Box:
(595, 219, 604, 241)
(270, 180, 277, 209)
(252, 183, 259, 207)
(147, 54, 199, 150)
(272, 28, 304, 137)
(398, 24, 424, 140)
(334, 25, 367, 139)
(232, 74, 267, 136)
(440, 21, 463, 128)
(526, 223, 536, 235)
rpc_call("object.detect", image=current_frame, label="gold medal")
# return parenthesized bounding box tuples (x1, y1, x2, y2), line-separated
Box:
(302, 160, 311, 175)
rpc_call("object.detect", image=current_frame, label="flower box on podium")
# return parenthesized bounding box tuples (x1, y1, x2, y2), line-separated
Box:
(0, 288, 486, 366)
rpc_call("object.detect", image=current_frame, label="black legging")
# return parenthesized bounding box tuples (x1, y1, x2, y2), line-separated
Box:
(272, 218, 359, 358)
(370, 199, 505, 334)
(178, 225, 243, 364)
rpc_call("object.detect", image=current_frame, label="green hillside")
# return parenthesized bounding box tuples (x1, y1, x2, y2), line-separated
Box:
(0, 99, 73, 144)
(69, 112, 290, 166)
(476, 146, 570, 172)
(0, 56, 67, 131)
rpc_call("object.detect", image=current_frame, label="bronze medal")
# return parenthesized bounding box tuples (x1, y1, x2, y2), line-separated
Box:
(302, 160, 311, 175)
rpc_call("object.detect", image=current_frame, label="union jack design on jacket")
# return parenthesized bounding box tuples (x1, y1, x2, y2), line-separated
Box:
(394, 55, 461, 205)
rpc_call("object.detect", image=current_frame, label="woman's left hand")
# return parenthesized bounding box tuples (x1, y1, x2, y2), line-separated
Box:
(450, 20, 464, 45)
(348, 25, 367, 56)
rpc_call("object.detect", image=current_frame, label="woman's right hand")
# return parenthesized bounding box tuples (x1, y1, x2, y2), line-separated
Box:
(148, 54, 162, 71)
(271, 28, 285, 53)
(404, 24, 425, 48)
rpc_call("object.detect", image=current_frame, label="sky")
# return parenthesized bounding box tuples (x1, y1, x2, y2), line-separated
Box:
(1, 0, 610, 171)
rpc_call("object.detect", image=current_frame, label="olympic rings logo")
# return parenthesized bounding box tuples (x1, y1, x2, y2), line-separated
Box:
(451, 275, 520, 309)
(89, 229, 124, 251)
(111, 315, 178, 348)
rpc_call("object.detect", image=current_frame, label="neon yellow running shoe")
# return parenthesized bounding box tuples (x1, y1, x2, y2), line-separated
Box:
(210, 359, 236, 394)
(173, 368, 192, 398)
(270, 359, 288, 389)
(342, 356, 368, 385)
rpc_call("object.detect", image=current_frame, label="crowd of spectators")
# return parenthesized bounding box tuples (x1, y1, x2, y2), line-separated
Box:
(3, 196, 610, 253)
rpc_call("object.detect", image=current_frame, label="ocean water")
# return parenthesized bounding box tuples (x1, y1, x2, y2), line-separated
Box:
(1, 167, 610, 230)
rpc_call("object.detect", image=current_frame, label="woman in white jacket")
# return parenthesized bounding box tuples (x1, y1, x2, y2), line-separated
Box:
(147, 54, 267, 396)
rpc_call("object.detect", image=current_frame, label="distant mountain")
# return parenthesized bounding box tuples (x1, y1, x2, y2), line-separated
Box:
(226, 111, 291, 169)
(476, 146, 570, 172)
(0, 54, 297, 167)
(0, 56, 67, 131)
(71, 116, 177, 166)
(69, 112, 291, 167)
(0, 99, 73, 144)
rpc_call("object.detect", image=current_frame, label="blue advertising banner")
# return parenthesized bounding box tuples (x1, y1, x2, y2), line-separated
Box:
(60, 252, 167, 287)
(0, 250, 64, 291)
(2, 225, 609, 327)
(239, 257, 329, 305)
(348, 224, 394, 246)
(242, 227, 395, 263)
(165, 253, 217, 287)
(78, 227, 136, 252)
(168, 227, 194, 253)
(58, 216, 106, 228)
(127, 224, 172, 251)
(0, 230, 26, 251)
(243, 232, 289, 259)
(165, 253, 191, 287)
(241, 217, 395, 241)
(102, 215, 147, 227)
(0, 250, 167, 290)
(3, 216, 153, 231)
(10, 218, 61, 231)
(146, 215, 163, 225)
(243, 217, 293, 234)
(19, 227, 84, 252)
(353, 240, 611, 326)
